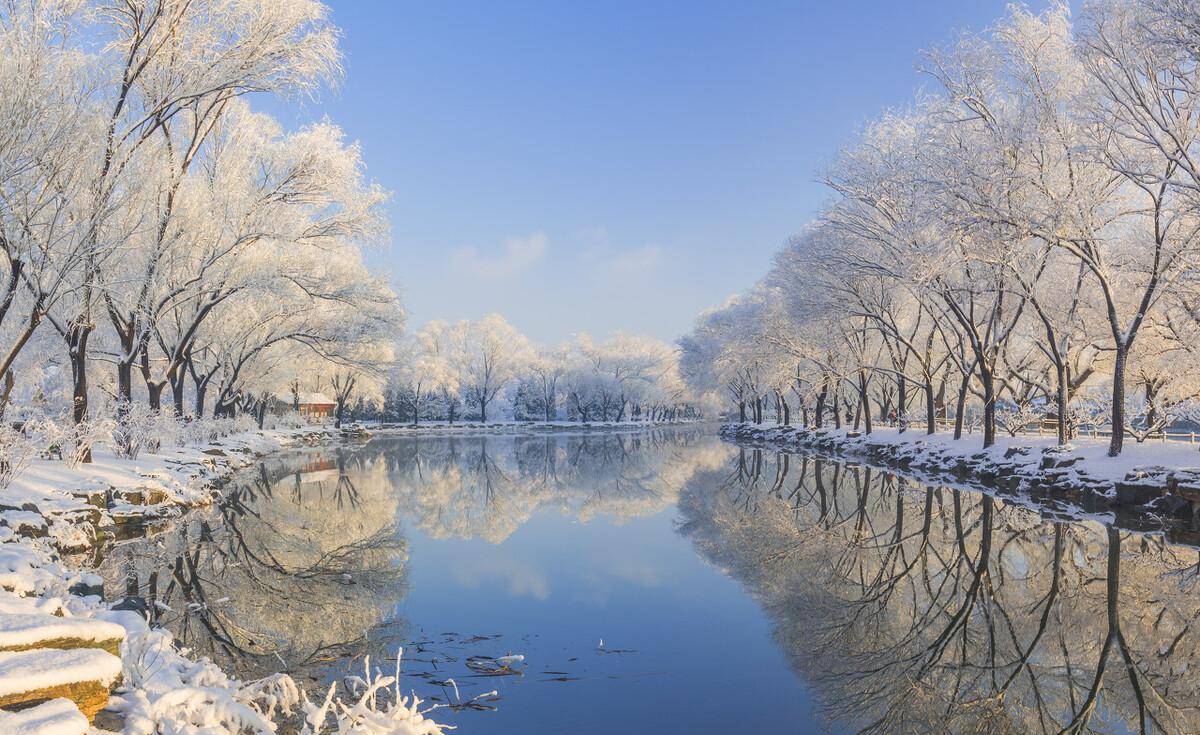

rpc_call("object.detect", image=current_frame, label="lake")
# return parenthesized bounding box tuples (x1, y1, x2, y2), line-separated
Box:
(97, 426, 1200, 734)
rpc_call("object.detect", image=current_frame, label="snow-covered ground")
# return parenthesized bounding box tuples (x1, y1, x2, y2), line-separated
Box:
(721, 422, 1200, 516)
(0, 423, 447, 734)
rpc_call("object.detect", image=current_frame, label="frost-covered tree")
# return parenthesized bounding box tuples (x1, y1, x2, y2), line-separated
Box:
(455, 314, 533, 423)
(682, 0, 1200, 455)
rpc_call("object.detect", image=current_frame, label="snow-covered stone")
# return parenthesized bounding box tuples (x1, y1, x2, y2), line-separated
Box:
(0, 612, 124, 654)
(0, 647, 122, 720)
(0, 698, 88, 735)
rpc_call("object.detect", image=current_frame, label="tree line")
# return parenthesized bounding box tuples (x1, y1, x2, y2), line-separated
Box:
(682, 0, 1200, 456)
(375, 314, 697, 425)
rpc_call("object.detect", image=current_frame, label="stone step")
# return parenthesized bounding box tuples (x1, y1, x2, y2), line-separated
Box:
(0, 648, 123, 721)
(0, 697, 88, 734)
(0, 591, 63, 617)
(0, 613, 125, 656)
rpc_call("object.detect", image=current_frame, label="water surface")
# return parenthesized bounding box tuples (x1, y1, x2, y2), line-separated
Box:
(99, 427, 1200, 734)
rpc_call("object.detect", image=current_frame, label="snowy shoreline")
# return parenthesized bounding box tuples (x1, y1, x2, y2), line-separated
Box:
(0, 423, 453, 734)
(720, 423, 1200, 535)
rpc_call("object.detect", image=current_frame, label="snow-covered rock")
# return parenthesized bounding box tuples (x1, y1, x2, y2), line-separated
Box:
(0, 698, 88, 735)
(0, 647, 122, 719)
(0, 612, 124, 654)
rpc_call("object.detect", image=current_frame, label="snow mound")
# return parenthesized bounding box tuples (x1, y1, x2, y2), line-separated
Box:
(0, 698, 88, 735)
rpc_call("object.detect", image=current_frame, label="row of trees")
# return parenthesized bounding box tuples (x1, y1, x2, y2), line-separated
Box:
(682, 0, 1200, 456)
(381, 314, 697, 425)
(0, 0, 401, 457)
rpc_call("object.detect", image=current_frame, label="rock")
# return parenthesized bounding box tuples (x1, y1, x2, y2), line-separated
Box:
(67, 488, 107, 509)
(108, 488, 144, 506)
(0, 698, 88, 735)
(91, 707, 124, 733)
(0, 647, 123, 722)
(0, 512, 47, 540)
(0, 614, 124, 657)
(67, 579, 103, 600)
(110, 596, 148, 616)
(1114, 481, 1162, 507)
(1148, 494, 1191, 517)
(1040, 454, 1082, 470)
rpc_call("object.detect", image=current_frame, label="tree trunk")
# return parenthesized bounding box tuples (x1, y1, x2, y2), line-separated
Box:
(0, 371, 13, 421)
(815, 383, 827, 428)
(953, 370, 970, 440)
(116, 359, 133, 404)
(170, 373, 186, 416)
(1055, 361, 1069, 445)
(1144, 379, 1158, 435)
(194, 381, 209, 419)
(1109, 346, 1128, 457)
(859, 372, 872, 435)
(925, 382, 936, 436)
(897, 375, 907, 432)
(738, 400, 746, 423)
(980, 365, 996, 448)
(68, 324, 92, 463)
(147, 382, 164, 412)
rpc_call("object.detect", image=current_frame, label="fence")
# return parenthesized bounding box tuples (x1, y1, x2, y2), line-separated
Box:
(1027, 422, 1199, 444)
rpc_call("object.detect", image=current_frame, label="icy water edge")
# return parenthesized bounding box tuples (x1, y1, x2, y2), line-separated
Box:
(97, 426, 1200, 734)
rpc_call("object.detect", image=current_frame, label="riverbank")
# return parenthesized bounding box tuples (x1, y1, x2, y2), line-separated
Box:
(720, 423, 1200, 528)
(0, 421, 446, 734)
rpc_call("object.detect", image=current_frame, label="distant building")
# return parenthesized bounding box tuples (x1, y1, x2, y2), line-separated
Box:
(272, 392, 338, 420)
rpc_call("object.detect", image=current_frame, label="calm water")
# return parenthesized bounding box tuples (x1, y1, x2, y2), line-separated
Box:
(99, 427, 1200, 734)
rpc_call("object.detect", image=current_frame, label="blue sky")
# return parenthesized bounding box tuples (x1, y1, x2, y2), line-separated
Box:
(272, 0, 1052, 344)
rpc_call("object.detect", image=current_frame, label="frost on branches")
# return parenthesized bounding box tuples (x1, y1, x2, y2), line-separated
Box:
(681, 0, 1200, 458)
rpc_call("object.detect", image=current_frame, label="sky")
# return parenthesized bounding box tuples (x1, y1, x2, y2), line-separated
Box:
(268, 0, 1053, 345)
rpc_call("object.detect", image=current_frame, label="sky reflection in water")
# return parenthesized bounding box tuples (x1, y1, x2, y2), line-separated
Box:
(99, 427, 1200, 734)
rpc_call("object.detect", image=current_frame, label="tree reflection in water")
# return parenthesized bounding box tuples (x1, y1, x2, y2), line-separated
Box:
(379, 427, 726, 543)
(96, 426, 729, 688)
(678, 447, 1200, 735)
(98, 445, 410, 684)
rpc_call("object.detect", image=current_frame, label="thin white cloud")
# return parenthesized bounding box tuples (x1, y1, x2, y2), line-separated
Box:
(454, 556, 550, 601)
(604, 244, 664, 278)
(450, 232, 548, 279)
(580, 237, 667, 281)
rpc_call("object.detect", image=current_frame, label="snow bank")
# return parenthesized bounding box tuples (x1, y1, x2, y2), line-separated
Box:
(721, 423, 1200, 515)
